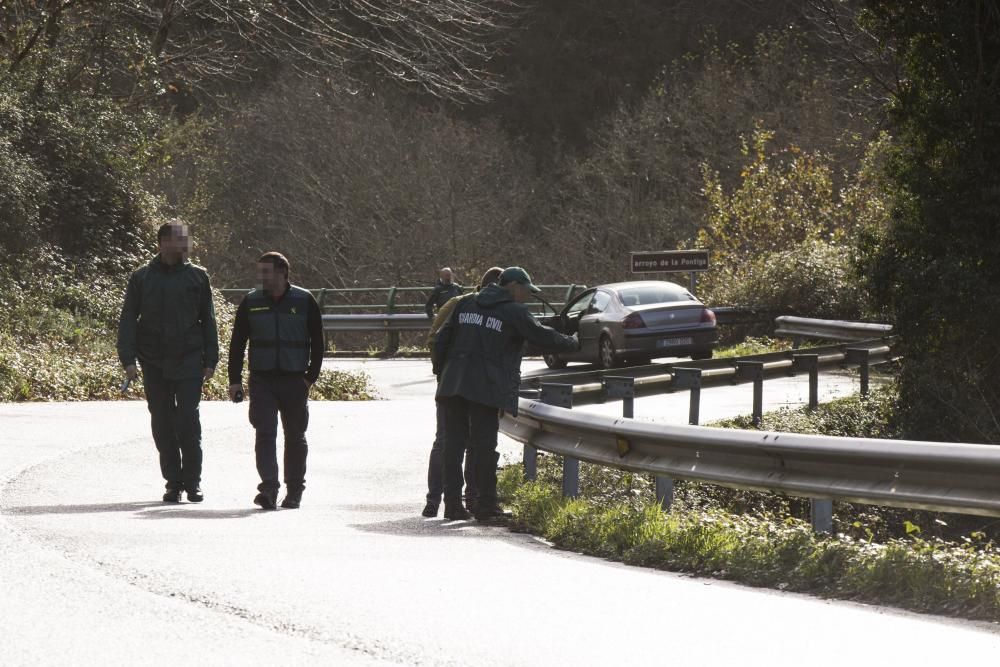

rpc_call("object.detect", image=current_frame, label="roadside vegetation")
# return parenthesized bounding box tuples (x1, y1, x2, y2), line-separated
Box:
(498, 386, 1000, 621)
(0, 264, 376, 402)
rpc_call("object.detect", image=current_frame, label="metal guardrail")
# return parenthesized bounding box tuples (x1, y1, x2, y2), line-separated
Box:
(774, 316, 893, 344)
(323, 313, 430, 332)
(222, 284, 585, 354)
(220, 284, 584, 315)
(498, 334, 1000, 533)
(500, 400, 1000, 519)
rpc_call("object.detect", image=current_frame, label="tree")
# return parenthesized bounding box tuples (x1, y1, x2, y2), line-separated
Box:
(858, 1, 1000, 442)
(1, 1, 520, 105)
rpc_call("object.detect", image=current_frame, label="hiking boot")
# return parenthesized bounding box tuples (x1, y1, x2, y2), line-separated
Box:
(254, 489, 278, 510)
(185, 486, 204, 503)
(421, 501, 440, 518)
(475, 508, 512, 525)
(280, 488, 303, 509)
(443, 503, 471, 520)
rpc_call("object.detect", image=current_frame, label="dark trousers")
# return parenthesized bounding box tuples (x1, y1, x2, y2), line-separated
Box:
(426, 396, 478, 504)
(440, 396, 500, 511)
(141, 363, 203, 489)
(249, 373, 310, 492)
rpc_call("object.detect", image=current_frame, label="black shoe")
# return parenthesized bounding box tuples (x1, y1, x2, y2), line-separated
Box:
(464, 498, 478, 515)
(421, 501, 439, 518)
(254, 490, 278, 510)
(443, 503, 471, 520)
(162, 488, 183, 503)
(185, 486, 204, 503)
(280, 489, 302, 509)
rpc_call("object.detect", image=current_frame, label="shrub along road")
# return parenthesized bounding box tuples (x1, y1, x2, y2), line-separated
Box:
(1, 360, 997, 665)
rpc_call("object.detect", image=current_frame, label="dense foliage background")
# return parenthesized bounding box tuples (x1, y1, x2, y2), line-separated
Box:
(2, 1, 999, 442)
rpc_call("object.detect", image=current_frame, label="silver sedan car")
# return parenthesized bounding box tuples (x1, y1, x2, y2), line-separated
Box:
(540, 281, 718, 369)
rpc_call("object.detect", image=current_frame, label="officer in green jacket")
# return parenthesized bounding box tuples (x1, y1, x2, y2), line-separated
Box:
(228, 252, 324, 510)
(434, 267, 578, 522)
(421, 266, 503, 518)
(117, 221, 219, 503)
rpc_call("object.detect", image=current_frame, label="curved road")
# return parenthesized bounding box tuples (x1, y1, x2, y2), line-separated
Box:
(1, 359, 997, 665)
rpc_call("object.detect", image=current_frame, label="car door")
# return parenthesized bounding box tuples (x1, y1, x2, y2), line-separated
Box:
(559, 290, 595, 361)
(577, 289, 611, 359)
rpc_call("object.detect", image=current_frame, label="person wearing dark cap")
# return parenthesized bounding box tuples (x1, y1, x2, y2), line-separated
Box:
(433, 266, 578, 522)
(228, 252, 324, 510)
(421, 265, 504, 518)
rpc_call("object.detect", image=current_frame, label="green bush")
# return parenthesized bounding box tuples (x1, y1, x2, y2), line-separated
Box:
(496, 385, 1000, 620)
(502, 476, 1000, 621)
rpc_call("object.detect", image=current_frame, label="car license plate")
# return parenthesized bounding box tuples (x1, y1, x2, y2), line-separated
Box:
(657, 337, 692, 348)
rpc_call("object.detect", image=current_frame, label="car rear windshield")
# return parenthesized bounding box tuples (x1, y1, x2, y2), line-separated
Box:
(616, 284, 694, 307)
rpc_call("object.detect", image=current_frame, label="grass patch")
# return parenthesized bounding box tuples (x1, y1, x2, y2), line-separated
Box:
(713, 336, 794, 358)
(497, 386, 1000, 621)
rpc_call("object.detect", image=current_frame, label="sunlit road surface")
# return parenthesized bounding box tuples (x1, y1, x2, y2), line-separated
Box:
(1, 359, 997, 665)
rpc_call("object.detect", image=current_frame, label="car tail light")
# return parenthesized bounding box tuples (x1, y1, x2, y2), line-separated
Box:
(623, 312, 645, 329)
(700, 308, 717, 325)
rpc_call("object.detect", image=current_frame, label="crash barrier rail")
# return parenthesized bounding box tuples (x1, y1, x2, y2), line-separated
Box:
(220, 284, 586, 354)
(506, 338, 920, 534)
(774, 316, 893, 347)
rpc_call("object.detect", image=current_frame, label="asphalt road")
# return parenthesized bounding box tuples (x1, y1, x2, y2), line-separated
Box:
(1, 359, 998, 665)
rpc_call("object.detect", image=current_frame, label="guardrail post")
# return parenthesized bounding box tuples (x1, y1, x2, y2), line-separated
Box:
(315, 289, 330, 351)
(671, 367, 702, 425)
(519, 387, 541, 481)
(385, 287, 399, 355)
(541, 383, 578, 498)
(736, 361, 765, 426)
(607, 376, 672, 508)
(845, 348, 871, 396)
(792, 353, 820, 409)
(605, 376, 635, 418)
(810, 499, 834, 535)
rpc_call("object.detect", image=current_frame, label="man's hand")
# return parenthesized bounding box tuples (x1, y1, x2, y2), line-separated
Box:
(228, 384, 244, 401)
(203, 367, 216, 382)
(124, 364, 139, 381)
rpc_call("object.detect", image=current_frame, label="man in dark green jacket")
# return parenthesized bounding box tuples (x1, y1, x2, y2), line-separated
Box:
(117, 221, 219, 503)
(228, 252, 324, 510)
(434, 266, 578, 522)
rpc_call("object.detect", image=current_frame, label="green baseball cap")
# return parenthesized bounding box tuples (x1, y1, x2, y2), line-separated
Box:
(500, 266, 542, 293)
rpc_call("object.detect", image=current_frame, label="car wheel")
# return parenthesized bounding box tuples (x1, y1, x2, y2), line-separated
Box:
(691, 349, 713, 361)
(543, 353, 567, 370)
(598, 335, 620, 369)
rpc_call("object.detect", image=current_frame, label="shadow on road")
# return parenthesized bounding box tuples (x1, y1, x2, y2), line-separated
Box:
(2, 501, 259, 520)
(350, 515, 510, 538)
(2, 501, 164, 516)
(137, 507, 262, 520)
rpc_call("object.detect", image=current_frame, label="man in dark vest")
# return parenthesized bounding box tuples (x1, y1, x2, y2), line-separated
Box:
(228, 252, 324, 509)
(117, 221, 219, 503)
(434, 266, 578, 522)
(424, 267, 463, 319)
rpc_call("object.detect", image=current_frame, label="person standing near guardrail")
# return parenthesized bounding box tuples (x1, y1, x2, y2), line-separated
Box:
(227, 252, 324, 510)
(422, 266, 504, 518)
(433, 267, 579, 523)
(117, 221, 219, 504)
(424, 267, 463, 319)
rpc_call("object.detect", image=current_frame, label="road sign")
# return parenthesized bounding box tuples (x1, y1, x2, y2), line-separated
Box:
(630, 250, 709, 273)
